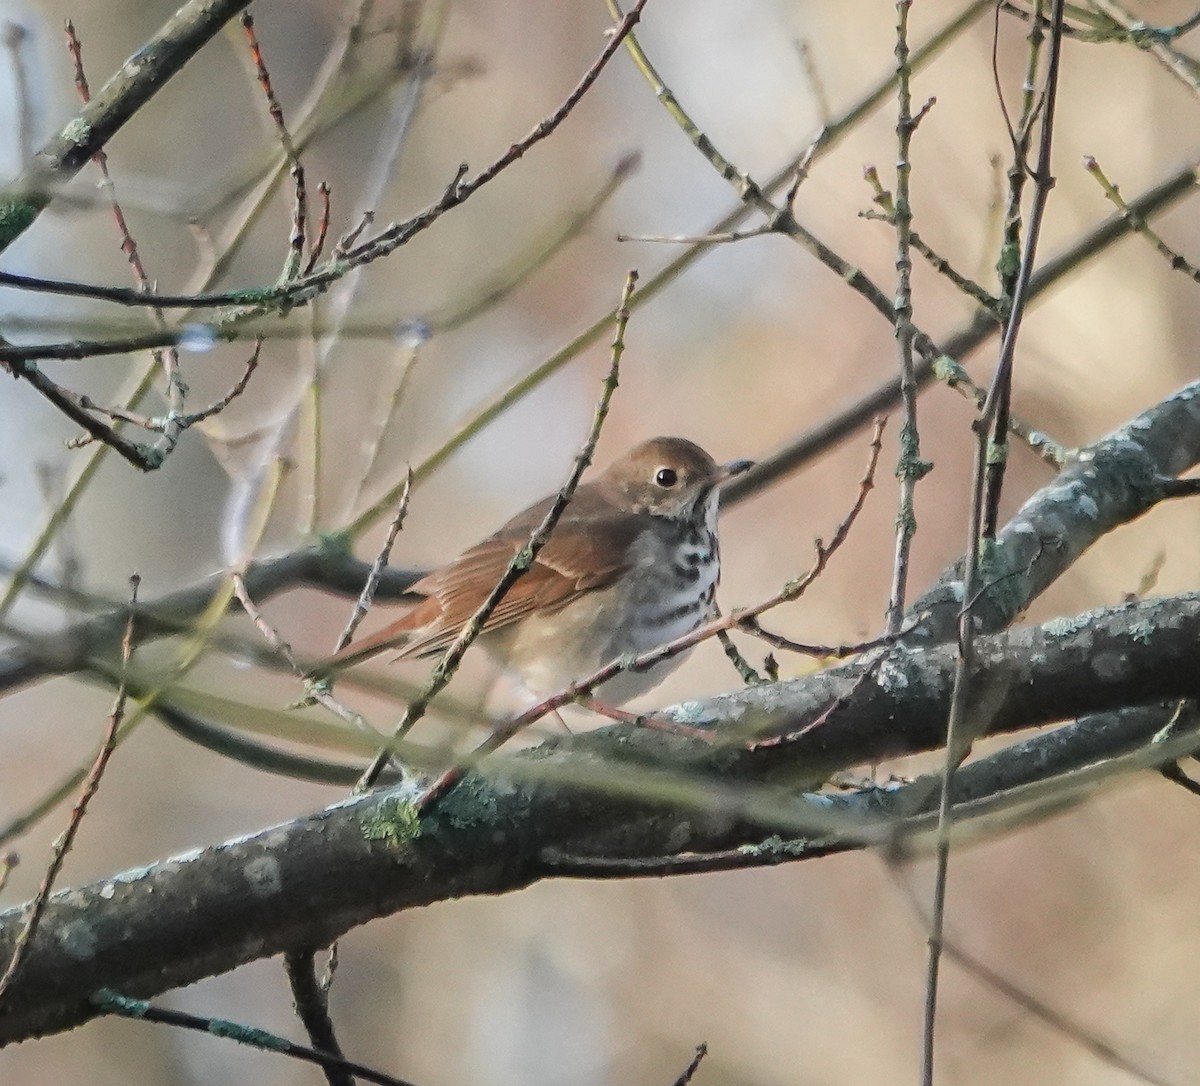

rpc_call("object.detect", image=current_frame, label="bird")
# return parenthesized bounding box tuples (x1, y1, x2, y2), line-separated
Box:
(326, 436, 752, 705)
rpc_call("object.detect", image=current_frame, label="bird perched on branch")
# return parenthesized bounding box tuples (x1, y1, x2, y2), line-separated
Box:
(326, 436, 752, 704)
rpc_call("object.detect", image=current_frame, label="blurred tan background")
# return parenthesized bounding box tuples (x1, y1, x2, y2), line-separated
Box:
(2, 0, 1200, 1083)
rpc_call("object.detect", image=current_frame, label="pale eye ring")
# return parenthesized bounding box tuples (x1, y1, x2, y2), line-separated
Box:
(654, 467, 678, 488)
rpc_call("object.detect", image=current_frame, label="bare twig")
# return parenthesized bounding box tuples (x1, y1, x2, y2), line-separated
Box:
(241, 12, 308, 281)
(0, 350, 160, 470)
(64, 20, 188, 452)
(0, 0, 257, 255)
(306, 181, 333, 275)
(861, 165, 1001, 317)
(0, 0, 652, 327)
(741, 618, 913, 660)
(336, 470, 414, 653)
(91, 988, 421, 1086)
(1084, 154, 1200, 282)
(283, 948, 353, 1086)
(890, 866, 1177, 1086)
(922, 6, 1066, 1081)
(230, 573, 381, 738)
(178, 338, 263, 426)
(345, 334, 424, 515)
(1, 21, 34, 165)
(886, 0, 928, 635)
(672, 1044, 709, 1086)
(0, 574, 139, 1008)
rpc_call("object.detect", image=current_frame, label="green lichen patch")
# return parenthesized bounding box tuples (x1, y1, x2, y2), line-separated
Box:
(0, 197, 44, 249)
(62, 117, 92, 145)
(359, 794, 421, 848)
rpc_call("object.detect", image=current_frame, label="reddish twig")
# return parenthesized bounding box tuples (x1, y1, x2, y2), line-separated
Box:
(0, 0, 651, 324)
(334, 469, 414, 654)
(242, 12, 307, 280)
(64, 21, 186, 448)
(230, 574, 382, 740)
(747, 647, 890, 752)
(0, 574, 139, 1008)
(740, 617, 914, 660)
(177, 337, 263, 426)
(306, 181, 333, 275)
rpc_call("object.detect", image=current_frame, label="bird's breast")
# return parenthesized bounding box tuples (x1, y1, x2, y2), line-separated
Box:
(491, 520, 720, 703)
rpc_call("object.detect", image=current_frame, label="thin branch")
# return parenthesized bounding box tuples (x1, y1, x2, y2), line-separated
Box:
(723, 158, 1200, 506)
(336, 471, 414, 653)
(0, 0, 417, 640)
(344, 335, 424, 517)
(0, 0, 256, 254)
(305, 181, 333, 275)
(923, 7, 1066, 1080)
(889, 865, 1178, 1086)
(886, 0, 927, 635)
(1084, 154, 1200, 283)
(430, 150, 641, 335)
(91, 989, 421, 1086)
(861, 165, 1002, 317)
(0, 574, 138, 1007)
(231, 573, 379, 737)
(241, 11, 308, 282)
(672, 1044, 708, 1086)
(930, 354, 1065, 466)
(0, 351, 161, 470)
(1090, 0, 1200, 99)
(63, 20, 188, 453)
(283, 948, 353, 1086)
(741, 618, 912, 660)
(0, 0, 652, 325)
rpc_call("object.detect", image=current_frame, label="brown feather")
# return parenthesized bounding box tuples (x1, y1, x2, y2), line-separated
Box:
(327, 482, 645, 667)
(322, 436, 749, 678)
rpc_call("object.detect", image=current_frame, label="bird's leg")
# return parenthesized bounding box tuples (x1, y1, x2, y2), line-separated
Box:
(579, 696, 645, 725)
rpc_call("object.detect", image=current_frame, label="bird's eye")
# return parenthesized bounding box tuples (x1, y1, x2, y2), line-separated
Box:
(654, 467, 678, 488)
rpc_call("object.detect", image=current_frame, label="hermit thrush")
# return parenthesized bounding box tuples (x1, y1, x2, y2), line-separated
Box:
(328, 436, 752, 703)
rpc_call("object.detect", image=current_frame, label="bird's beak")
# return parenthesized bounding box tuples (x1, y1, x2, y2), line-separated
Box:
(715, 458, 755, 486)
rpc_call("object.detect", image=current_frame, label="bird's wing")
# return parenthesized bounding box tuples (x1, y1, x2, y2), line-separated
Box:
(326, 490, 644, 669)
(396, 508, 640, 658)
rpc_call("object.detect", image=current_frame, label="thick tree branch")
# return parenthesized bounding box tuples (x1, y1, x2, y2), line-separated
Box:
(908, 379, 1200, 641)
(0, 545, 421, 694)
(2, 592, 1199, 1044)
(0, 0, 254, 253)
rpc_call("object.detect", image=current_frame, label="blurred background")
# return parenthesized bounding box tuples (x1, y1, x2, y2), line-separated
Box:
(2, 0, 1200, 1083)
